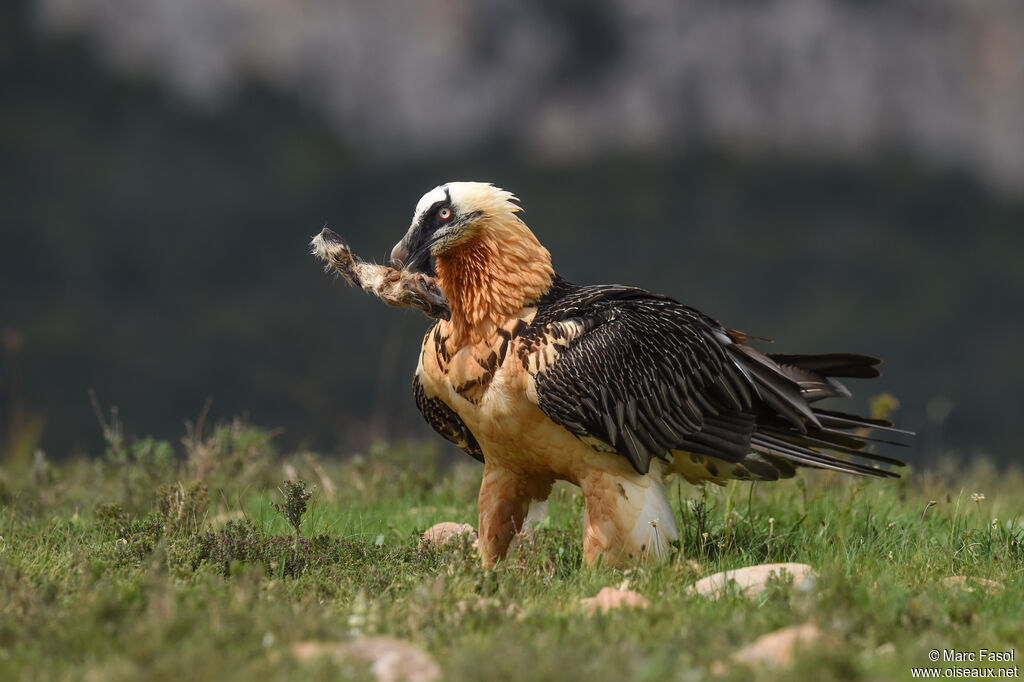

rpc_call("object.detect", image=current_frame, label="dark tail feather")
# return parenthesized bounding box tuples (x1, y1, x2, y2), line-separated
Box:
(754, 403, 911, 477)
(750, 434, 901, 478)
(815, 409, 915, 436)
(762, 429, 909, 468)
(728, 345, 821, 431)
(721, 345, 909, 477)
(766, 352, 882, 378)
(723, 347, 909, 477)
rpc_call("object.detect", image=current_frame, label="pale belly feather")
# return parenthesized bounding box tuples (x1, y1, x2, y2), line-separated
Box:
(424, 344, 585, 479)
(421, 342, 679, 563)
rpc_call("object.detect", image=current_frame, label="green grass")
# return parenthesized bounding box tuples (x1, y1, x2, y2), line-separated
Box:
(1, 422, 1022, 681)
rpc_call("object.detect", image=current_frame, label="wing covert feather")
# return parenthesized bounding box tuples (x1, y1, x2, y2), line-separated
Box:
(413, 373, 484, 462)
(522, 285, 754, 474)
(520, 279, 905, 478)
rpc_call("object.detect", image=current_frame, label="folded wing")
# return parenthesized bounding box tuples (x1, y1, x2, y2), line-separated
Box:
(522, 280, 907, 478)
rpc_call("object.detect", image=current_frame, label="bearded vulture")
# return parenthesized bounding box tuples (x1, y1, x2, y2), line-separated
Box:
(385, 182, 907, 567)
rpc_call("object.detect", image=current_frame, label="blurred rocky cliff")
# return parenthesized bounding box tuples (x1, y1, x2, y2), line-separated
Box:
(34, 0, 1024, 192)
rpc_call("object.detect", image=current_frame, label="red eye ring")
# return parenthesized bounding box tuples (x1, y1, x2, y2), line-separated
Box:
(438, 207, 453, 221)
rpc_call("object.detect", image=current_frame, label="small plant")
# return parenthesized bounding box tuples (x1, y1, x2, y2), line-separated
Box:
(272, 480, 314, 537)
(182, 520, 351, 579)
(94, 502, 131, 538)
(156, 481, 208, 536)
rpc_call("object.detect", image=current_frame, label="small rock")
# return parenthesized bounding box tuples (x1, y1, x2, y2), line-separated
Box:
(581, 587, 650, 615)
(291, 637, 441, 682)
(875, 642, 897, 657)
(420, 522, 477, 548)
(291, 641, 330, 661)
(689, 562, 816, 599)
(733, 624, 822, 668)
(940, 575, 1004, 593)
(709, 660, 729, 677)
(342, 638, 442, 682)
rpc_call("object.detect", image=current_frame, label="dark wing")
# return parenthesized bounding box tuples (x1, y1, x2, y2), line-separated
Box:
(522, 279, 907, 477)
(413, 373, 483, 462)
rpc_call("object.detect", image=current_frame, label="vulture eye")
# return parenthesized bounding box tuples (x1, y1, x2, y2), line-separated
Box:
(438, 207, 453, 221)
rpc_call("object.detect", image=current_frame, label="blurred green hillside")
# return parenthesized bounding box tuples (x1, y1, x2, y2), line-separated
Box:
(2, 1, 1022, 463)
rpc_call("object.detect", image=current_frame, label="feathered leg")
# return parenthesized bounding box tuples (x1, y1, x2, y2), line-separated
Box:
(477, 465, 553, 566)
(578, 461, 678, 567)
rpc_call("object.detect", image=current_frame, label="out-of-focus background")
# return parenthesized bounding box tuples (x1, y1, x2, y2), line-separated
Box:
(2, 0, 1022, 465)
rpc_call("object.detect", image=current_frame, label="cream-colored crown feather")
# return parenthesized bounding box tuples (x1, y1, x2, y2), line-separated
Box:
(413, 182, 522, 224)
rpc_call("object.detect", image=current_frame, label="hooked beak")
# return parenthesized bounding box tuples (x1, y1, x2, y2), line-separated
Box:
(389, 229, 436, 274)
(389, 239, 409, 270)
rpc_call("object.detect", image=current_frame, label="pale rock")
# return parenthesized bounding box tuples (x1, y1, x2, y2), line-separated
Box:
(291, 642, 329, 661)
(689, 562, 816, 599)
(733, 624, 822, 668)
(420, 522, 477, 548)
(940, 575, 1004, 593)
(875, 642, 897, 657)
(581, 587, 650, 615)
(291, 637, 441, 682)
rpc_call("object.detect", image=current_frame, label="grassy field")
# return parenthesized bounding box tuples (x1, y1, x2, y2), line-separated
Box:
(1, 418, 1021, 681)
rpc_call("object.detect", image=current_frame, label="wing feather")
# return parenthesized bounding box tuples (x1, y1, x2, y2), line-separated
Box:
(521, 278, 907, 477)
(413, 373, 484, 463)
